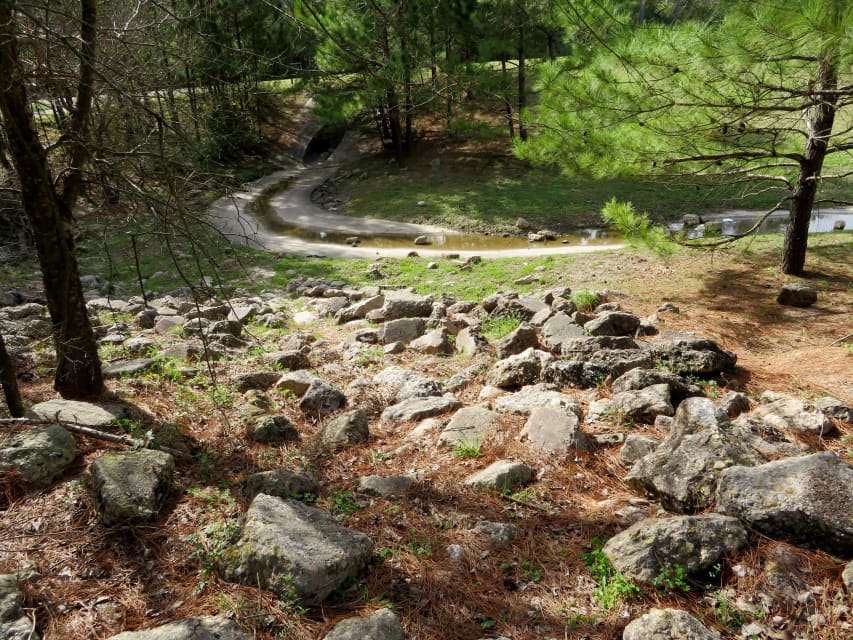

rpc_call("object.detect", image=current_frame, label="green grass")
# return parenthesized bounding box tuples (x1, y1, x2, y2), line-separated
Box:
(452, 439, 483, 459)
(580, 538, 644, 610)
(481, 314, 523, 341)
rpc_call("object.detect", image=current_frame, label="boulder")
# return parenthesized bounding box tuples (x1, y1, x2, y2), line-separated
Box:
(299, 379, 346, 416)
(89, 450, 174, 526)
(715, 452, 853, 557)
(560, 335, 641, 360)
(494, 322, 539, 359)
(463, 460, 535, 491)
(358, 475, 416, 497)
(0, 574, 41, 640)
(602, 515, 748, 584)
(219, 494, 373, 604)
(539, 313, 585, 353)
(541, 360, 609, 389)
(619, 435, 660, 467)
(0, 425, 76, 487)
(623, 609, 720, 640)
(455, 326, 490, 356)
(584, 311, 641, 337)
(243, 470, 319, 501)
(409, 328, 453, 355)
(106, 617, 249, 640)
(379, 318, 426, 345)
(28, 399, 131, 429)
(610, 368, 703, 404)
(777, 283, 817, 307)
(248, 415, 300, 444)
(718, 391, 751, 418)
(322, 608, 404, 640)
(814, 395, 853, 423)
(493, 383, 582, 418)
(275, 370, 317, 396)
(373, 366, 442, 402)
(650, 331, 736, 375)
(319, 410, 370, 448)
(487, 347, 553, 389)
(587, 349, 653, 377)
(612, 384, 675, 423)
(103, 358, 159, 379)
(233, 371, 280, 393)
(380, 291, 433, 320)
(753, 394, 835, 436)
(210, 319, 242, 337)
(335, 295, 385, 324)
(381, 396, 461, 425)
(263, 350, 311, 371)
(625, 398, 765, 513)
(438, 406, 500, 447)
(521, 406, 594, 454)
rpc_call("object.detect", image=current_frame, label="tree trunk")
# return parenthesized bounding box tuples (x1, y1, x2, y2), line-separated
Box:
(501, 58, 515, 140)
(0, 332, 24, 417)
(517, 20, 528, 142)
(781, 51, 838, 275)
(0, 0, 104, 399)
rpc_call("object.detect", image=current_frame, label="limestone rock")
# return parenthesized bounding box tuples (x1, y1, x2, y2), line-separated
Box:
(539, 312, 585, 353)
(0, 425, 76, 487)
(263, 350, 311, 371)
(358, 475, 415, 496)
(625, 398, 765, 513)
(106, 617, 249, 640)
(319, 410, 370, 448)
(322, 608, 405, 640)
(754, 394, 835, 436)
(777, 283, 817, 307)
(0, 574, 41, 640)
(299, 379, 346, 416)
(494, 322, 539, 359)
(715, 452, 853, 556)
(248, 415, 300, 444)
(233, 371, 280, 393)
(586, 349, 653, 377)
(336, 295, 385, 324)
(487, 347, 553, 389)
(602, 515, 748, 584)
(219, 494, 373, 604)
(455, 327, 490, 356)
(619, 435, 659, 467)
(373, 366, 442, 402)
(409, 328, 453, 355)
(28, 399, 131, 428)
(521, 406, 594, 454)
(610, 368, 703, 404)
(275, 370, 317, 396)
(541, 360, 609, 389)
(561, 335, 641, 360)
(463, 460, 535, 491)
(612, 384, 675, 423)
(243, 470, 319, 501)
(380, 291, 433, 320)
(650, 331, 736, 375)
(584, 311, 641, 337)
(90, 450, 174, 526)
(379, 318, 426, 345)
(438, 406, 500, 447)
(719, 391, 751, 418)
(493, 383, 582, 418)
(814, 395, 853, 423)
(381, 396, 461, 425)
(622, 609, 720, 640)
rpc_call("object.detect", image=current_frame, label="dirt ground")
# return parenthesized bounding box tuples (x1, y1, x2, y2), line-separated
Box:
(1, 234, 851, 640)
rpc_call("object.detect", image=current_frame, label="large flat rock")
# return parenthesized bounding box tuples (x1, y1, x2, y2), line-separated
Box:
(28, 399, 131, 428)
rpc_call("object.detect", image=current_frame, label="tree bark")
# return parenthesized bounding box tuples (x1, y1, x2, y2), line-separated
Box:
(0, 332, 24, 417)
(781, 50, 838, 275)
(0, 0, 104, 398)
(517, 15, 528, 142)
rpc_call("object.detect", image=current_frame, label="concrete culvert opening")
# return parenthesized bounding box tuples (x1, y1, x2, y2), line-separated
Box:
(303, 125, 346, 165)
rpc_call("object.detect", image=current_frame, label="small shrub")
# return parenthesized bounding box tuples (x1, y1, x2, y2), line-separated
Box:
(570, 289, 600, 312)
(580, 538, 643, 610)
(452, 439, 483, 459)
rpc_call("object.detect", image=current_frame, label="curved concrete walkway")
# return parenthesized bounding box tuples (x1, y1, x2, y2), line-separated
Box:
(207, 113, 625, 259)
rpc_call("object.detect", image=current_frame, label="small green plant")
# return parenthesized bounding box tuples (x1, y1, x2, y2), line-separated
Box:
(376, 547, 398, 561)
(327, 490, 361, 517)
(407, 530, 432, 557)
(713, 590, 744, 628)
(652, 563, 691, 593)
(182, 487, 239, 592)
(355, 347, 384, 367)
(481, 313, 522, 341)
(479, 617, 496, 630)
(519, 560, 544, 582)
(581, 538, 643, 610)
(112, 417, 154, 443)
(570, 289, 600, 312)
(383, 504, 402, 517)
(452, 439, 483, 459)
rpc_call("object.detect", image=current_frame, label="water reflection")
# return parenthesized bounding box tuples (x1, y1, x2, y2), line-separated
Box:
(670, 211, 852, 240)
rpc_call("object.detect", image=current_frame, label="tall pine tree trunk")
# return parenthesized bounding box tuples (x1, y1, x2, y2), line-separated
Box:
(517, 21, 528, 142)
(0, 0, 104, 399)
(0, 332, 24, 417)
(782, 50, 838, 275)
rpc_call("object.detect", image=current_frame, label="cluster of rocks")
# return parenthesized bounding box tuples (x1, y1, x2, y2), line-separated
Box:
(1, 276, 851, 640)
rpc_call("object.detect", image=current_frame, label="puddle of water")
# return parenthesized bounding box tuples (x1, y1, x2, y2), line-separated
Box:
(670, 211, 852, 239)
